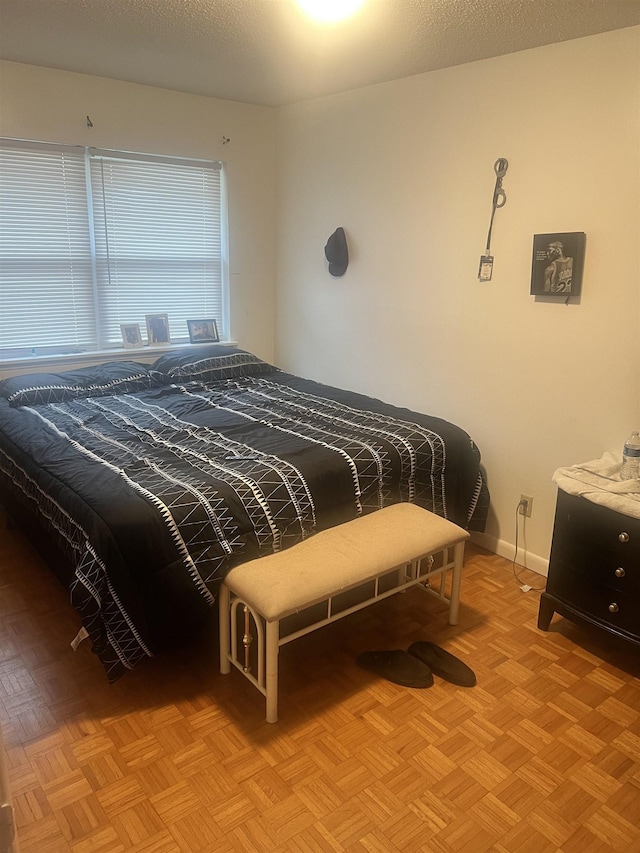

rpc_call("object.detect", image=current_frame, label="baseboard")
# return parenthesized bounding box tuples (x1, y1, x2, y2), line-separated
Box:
(470, 532, 549, 577)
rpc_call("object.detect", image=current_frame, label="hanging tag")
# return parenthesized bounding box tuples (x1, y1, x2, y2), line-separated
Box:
(478, 255, 494, 281)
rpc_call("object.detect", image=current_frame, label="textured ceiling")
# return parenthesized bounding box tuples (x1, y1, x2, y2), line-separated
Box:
(1, 0, 639, 107)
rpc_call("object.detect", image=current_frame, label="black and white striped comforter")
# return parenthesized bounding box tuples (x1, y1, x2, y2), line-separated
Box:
(0, 370, 488, 680)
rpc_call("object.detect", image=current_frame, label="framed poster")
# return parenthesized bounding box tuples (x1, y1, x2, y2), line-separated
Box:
(145, 313, 171, 345)
(530, 232, 586, 296)
(120, 323, 143, 349)
(187, 319, 219, 344)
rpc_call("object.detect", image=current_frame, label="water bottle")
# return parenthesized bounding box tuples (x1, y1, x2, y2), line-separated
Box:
(621, 431, 640, 479)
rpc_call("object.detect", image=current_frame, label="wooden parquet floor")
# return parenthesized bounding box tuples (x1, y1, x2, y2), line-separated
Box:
(1, 514, 639, 853)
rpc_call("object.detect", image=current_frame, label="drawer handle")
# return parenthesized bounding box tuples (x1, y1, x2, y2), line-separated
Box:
(608, 603, 619, 613)
(618, 532, 629, 543)
(615, 567, 626, 578)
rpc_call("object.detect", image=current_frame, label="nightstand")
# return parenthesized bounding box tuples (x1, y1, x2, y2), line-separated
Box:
(538, 488, 640, 649)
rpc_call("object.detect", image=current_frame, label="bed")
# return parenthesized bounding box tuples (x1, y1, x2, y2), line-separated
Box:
(0, 346, 488, 681)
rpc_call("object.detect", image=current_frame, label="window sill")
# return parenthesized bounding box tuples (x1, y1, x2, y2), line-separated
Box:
(0, 341, 238, 378)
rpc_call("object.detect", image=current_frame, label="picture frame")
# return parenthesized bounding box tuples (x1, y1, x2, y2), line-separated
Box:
(145, 313, 171, 345)
(187, 318, 220, 344)
(530, 232, 586, 297)
(120, 323, 143, 349)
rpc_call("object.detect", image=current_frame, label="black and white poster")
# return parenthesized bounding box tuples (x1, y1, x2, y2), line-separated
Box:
(530, 232, 586, 296)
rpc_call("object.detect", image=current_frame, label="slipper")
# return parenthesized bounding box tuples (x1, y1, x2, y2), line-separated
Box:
(408, 642, 476, 687)
(356, 649, 434, 688)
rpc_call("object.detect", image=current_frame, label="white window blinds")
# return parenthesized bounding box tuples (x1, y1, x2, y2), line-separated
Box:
(90, 150, 225, 348)
(0, 141, 94, 356)
(0, 139, 227, 359)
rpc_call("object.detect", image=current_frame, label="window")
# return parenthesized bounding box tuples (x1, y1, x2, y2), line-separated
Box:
(0, 139, 228, 360)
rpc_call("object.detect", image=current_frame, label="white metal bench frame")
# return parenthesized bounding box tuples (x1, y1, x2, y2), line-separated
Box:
(219, 537, 466, 723)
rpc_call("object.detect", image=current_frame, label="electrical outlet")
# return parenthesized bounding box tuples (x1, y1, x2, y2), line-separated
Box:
(519, 494, 533, 517)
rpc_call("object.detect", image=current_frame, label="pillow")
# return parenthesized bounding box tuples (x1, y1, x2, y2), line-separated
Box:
(152, 345, 278, 382)
(0, 361, 165, 407)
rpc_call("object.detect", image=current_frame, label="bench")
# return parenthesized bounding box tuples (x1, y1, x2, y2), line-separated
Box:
(219, 503, 470, 722)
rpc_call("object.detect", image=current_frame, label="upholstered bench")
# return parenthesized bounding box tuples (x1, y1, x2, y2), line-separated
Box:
(219, 503, 470, 722)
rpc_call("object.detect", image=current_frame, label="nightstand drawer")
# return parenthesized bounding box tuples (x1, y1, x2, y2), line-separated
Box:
(550, 492, 640, 564)
(551, 576, 640, 637)
(547, 542, 640, 596)
(585, 562, 640, 597)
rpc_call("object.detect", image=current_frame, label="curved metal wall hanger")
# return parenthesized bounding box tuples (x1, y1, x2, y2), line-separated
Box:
(478, 157, 508, 281)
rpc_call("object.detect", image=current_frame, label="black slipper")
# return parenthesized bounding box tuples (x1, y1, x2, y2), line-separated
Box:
(408, 642, 476, 687)
(356, 649, 434, 688)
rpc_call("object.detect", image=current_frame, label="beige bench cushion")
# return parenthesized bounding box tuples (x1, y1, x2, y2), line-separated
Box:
(224, 503, 469, 621)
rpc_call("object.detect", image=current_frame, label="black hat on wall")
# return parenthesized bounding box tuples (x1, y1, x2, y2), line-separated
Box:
(324, 227, 349, 277)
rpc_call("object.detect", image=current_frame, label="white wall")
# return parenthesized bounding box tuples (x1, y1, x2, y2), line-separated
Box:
(0, 61, 277, 365)
(275, 28, 640, 572)
(1, 31, 639, 570)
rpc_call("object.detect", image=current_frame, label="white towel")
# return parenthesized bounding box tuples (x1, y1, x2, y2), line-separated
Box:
(553, 452, 640, 519)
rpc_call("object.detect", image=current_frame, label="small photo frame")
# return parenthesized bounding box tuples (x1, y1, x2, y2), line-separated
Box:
(120, 323, 143, 349)
(530, 232, 586, 296)
(187, 318, 219, 344)
(145, 313, 171, 345)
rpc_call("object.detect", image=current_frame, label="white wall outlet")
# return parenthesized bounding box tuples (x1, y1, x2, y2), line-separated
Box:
(519, 494, 533, 517)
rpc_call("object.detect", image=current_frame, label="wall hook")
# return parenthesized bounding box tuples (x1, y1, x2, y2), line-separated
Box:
(86, 115, 94, 128)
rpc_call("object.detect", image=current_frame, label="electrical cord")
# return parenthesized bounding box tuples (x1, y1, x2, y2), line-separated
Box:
(512, 500, 546, 592)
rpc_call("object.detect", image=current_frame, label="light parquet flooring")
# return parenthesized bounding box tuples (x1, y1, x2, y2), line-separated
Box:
(1, 513, 639, 853)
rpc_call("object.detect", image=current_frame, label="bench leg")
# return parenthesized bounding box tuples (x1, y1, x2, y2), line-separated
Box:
(448, 541, 465, 625)
(219, 584, 231, 674)
(265, 619, 279, 723)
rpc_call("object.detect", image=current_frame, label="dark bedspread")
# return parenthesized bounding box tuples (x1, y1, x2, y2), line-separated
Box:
(0, 352, 488, 681)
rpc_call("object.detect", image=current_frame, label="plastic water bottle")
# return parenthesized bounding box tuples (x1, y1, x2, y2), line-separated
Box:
(621, 431, 640, 479)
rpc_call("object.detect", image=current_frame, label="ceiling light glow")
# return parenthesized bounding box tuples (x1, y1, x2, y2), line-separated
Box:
(296, 0, 366, 24)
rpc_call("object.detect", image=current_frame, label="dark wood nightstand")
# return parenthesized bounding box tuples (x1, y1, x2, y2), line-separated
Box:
(538, 488, 640, 649)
